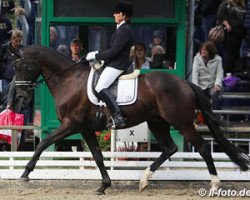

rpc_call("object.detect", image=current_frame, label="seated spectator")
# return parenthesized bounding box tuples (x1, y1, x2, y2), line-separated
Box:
(70, 38, 86, 63)
(0, 14, 12, 47)
(129, 45, 135, 63)
(57, 44, 70, 57)
(148, 30, 166, 56)
(0, 29, 23, 109)
(131, 42, 150, 69)
(192, 41, 224, 109)
(50, 26, 59, 49)
(149, 45, 169, 69)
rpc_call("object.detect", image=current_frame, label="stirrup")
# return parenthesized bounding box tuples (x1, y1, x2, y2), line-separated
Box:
(107, 116, 126, 129)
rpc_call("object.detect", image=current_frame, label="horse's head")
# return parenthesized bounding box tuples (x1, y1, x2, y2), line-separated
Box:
(13, 47, 41, 90)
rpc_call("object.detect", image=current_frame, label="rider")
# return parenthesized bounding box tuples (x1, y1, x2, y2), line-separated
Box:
(86, 1, 133, 129)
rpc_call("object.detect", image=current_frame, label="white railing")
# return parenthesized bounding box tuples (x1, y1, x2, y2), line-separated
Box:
(0, 151, 249, 180)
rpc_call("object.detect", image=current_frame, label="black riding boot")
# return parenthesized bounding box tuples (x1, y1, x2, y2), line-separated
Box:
(98, 89, 126, 129)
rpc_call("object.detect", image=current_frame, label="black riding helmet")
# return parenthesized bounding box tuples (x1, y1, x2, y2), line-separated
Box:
(114, 1, 133, 17)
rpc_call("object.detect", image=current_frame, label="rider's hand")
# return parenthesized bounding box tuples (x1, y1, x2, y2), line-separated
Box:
(86, 51, 98, 61)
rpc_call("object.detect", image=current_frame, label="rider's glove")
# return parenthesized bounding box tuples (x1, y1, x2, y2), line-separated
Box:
(86, 51, 98, 61)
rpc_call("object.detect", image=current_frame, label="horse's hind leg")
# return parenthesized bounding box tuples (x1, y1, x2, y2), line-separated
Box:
(181, 126, 221, 191)
(21, 123, 75, 180)
(82, 131, 111, 195)
(139, 119, 178, 191)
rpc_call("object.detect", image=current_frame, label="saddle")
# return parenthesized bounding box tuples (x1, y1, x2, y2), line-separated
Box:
(87, 64, 139, 106)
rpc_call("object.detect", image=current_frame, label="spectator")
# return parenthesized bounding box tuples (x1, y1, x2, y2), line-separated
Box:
(6, 75, 33, 151)
(129, 45, 135, 62)
(192, 41, 224, 109)
(70, 38, 86, 63)
(217, 0, 246, 74)
(148, 30, 165, 56)
(241, 0, 250, 69)
(0, 0, 15, 16)
(0, 14, 12, 47)
(149, 44, 168, 69)
(57, 44, 70, 57)
(0, 29, 23, 109)
(17, 0, 38, 45)
(200, 0, 222, 41)
(193, 0, 204, 54)
(50, 26, 59, 49)
(131, 42, 150, 69)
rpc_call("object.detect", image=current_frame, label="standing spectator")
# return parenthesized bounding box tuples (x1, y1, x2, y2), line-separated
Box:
(192, 41, 224, 109)
(6, 75, 33, 151)
(17, 0, 38, 45)
(200, 0, 222, 41)
(0, 0, 15, 16)
(245, 0, 250, 45)
(0, 14, 12, 47)
(131, 42, 150, 69)
(0, 29, 23, 109)
(217, 0, 246, 74)
(241, 0, 250, 69)
(70, 38, 86, 63)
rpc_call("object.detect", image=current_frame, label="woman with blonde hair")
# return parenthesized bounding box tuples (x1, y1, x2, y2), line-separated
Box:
(217, 0, 246, 74)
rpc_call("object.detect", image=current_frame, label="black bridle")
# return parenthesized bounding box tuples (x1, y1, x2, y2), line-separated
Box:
(13, 51, 88, 91)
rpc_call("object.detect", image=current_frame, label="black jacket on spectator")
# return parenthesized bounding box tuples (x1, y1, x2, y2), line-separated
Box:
(200, 0, 222, 16)
(0, 42, 23, 82)
(95, 23, 133, 70)
(245, 0, 250, 28)
(217, 0, 246, 37)
(0, 0, 15, 15)
(0, 15, 12, 46)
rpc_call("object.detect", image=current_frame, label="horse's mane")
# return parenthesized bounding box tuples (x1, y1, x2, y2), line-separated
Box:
(23, 45, 91, 77)
(25, 45, 73, 62)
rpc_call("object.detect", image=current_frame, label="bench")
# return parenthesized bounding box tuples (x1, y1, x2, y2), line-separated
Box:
(221, 92, 250, 99)
(195, 124, 250, 153)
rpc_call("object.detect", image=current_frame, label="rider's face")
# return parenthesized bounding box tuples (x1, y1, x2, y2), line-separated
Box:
(113, 12, 125, 24)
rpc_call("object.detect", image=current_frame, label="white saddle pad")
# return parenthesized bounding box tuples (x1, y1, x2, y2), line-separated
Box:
(87, 68, 138, 106)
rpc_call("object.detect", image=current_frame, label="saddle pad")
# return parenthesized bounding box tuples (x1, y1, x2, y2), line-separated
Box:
(87, 68, 138, 106)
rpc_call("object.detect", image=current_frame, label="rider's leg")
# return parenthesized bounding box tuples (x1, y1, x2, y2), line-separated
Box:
(95, 67, 126, 128)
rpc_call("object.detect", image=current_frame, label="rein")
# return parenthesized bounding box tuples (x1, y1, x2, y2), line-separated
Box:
(14, 55, 88, 90)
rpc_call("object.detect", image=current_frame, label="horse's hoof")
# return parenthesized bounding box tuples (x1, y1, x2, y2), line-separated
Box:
(139, 180, 149, 192)
(96, 190, 105, 195)
(20, 176, 30, 182)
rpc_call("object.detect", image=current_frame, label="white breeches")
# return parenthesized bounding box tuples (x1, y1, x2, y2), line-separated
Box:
(95, 66, 124, 93)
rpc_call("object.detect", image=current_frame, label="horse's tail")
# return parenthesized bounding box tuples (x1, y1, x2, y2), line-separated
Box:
(188, 82, 250, 171)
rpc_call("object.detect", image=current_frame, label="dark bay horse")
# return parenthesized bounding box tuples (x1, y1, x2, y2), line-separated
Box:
(14, 46, 249, 195)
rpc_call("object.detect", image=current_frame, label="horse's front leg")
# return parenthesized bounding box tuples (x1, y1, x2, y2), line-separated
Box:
(21, 123, 75, 181)
(82, 131, 111, 195)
